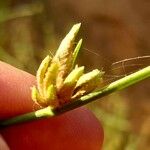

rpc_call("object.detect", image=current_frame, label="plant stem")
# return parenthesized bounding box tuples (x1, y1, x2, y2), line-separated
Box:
(0, 66, 150, 127)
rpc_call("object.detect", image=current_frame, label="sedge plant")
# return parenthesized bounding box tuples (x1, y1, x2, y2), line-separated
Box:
(0, 23, 150, 127)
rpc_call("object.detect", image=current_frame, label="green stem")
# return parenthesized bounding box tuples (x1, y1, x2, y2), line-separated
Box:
(0, 66, 150, 127)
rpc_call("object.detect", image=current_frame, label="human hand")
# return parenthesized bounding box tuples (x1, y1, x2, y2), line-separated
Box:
(0, 61, 103, 150)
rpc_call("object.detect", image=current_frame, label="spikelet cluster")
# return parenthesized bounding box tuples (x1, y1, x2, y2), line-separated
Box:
(31, 23, 104, 108)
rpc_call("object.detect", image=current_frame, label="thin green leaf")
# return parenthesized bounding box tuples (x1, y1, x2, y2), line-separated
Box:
(72, 39, 83, 69)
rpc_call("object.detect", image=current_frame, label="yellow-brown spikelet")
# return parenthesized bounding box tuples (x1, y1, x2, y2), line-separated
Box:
(43, 62, 59, 96)
(72, 69, 104, 99)
(36, 55, 51, 96)
(53, 23, 81, 90)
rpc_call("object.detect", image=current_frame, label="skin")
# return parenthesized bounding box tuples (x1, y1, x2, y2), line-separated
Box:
(0, 61, 103, 150)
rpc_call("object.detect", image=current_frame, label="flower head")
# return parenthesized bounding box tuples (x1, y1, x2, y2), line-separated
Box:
(31, 23, 104, 108)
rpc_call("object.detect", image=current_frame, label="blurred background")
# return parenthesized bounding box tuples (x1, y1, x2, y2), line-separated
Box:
(0, 0, 149, 149)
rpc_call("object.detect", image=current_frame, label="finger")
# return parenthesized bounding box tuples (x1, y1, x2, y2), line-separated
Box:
(0, 61, 104, 149)
(1, 107, 103, 150)
(0, 61, 35, 119)
(0, 134, 10, 150)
